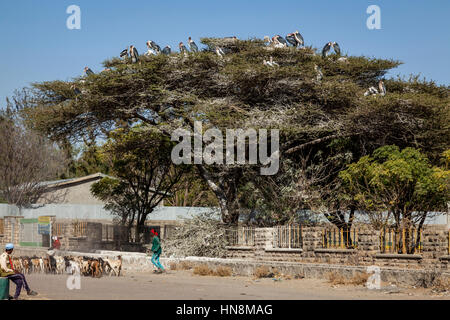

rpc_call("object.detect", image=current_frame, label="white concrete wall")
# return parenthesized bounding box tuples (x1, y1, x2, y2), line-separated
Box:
(0, 204, 216, 221)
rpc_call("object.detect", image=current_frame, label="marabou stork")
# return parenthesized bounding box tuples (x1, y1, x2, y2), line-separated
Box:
(179, 42, 188, 55)
(84, 67, 94, 76)
(332, 42, 341, 56)
(71, 84, 81, 95)
(314, 65, 323, 81)
(129, 45, 139, 63)
(148, 40, 161, 54)
(364, 86, 379, 96)
(293, 31, 304, 47)
(378, 80, 386, 96)
(215, 46, 225, 58)
(269, 56, 279, 66)
(286, 31, 304, 47)
(264, 36, 273, 47)
(146, 41, 158, 55)
(120, 48, 128, 59)
(285, 33, 297, 47)
(188, 37, 198, 52)
(273, 35, 287, 47)
(322, 42, 332, 57)
(263, 56, 278, 67)
(162, 46, 171, 55)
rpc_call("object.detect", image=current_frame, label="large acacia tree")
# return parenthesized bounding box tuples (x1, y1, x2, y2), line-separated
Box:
(18, 37, 450, 226)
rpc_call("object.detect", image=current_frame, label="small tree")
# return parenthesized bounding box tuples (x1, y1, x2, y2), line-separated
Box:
(0, 110, 67, 207)
(90, 127, 186, 242)
(339, 145, 450, 253)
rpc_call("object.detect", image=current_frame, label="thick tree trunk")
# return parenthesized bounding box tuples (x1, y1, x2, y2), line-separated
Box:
(196, 165, 240, 226)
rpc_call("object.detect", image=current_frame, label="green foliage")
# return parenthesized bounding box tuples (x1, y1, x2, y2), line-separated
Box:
(14, 35, 450, 225)
(339, 145, 450, 225)
(90, 126, 187, 237)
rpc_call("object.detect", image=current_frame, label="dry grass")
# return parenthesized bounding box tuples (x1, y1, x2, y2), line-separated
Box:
(253, 266, 274, 278)
(179, 261, 194, 270)
(349, 272, 370, 285)
(168, 262, 178, 270)
(326, 271, 369, 286)
(326, 272, 347, 285)
(431, 276, 450, 292)
(213, 266, 233, 277)
(193, 264, 214, 276)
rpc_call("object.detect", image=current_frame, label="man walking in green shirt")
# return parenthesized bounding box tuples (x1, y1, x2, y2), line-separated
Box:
(150, 229, 165, 273)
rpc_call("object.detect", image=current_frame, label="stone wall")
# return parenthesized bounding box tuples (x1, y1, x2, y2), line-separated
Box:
(224, 225, 450, 269)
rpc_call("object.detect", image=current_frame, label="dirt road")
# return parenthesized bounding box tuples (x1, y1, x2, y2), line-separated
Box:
(13, 270, 450, 300)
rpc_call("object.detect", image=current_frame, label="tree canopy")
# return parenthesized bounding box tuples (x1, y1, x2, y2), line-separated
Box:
(15, 37, 450, 225)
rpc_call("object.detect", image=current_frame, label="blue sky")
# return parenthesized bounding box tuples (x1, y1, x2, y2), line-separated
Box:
(0, 0, 449, 105)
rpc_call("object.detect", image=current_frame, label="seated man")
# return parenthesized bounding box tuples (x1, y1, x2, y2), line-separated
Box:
(0, 243, 38, 300)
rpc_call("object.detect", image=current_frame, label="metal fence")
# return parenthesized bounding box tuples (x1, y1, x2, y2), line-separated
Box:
(379, 227, 423, 254)
(322, 227, 359, 249)
(52, 222, 65, 237)
(273, 224, 303, 249)
(72, 221, 87, 237)
(102, 224, 115, 241)
(226, 227, 255, 246)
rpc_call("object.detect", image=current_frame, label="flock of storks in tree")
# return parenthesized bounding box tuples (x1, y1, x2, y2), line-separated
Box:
(81, 31, 386, 97)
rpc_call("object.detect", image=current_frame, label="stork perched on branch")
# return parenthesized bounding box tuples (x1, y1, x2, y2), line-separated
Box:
(364, 80, 387, 97)
(286, 30, 304, 47)
(215, 46, 225, 58)
(162, 46, 171, 55)
(129, 45, 139, 63)
(179, 42, 188, 56)
(378, 80, 386, 96)
(263, 56, 279, 67)
(264, 36, 273, 47)
(188, 37, 198, 52)
(322, 41, 341, 57)
(84, 67, 94, 76)
(314, 65, 323, 82)
(273, 35, 287, 48)
(146, 41, 159, 55)
(120, 48, 128, 59)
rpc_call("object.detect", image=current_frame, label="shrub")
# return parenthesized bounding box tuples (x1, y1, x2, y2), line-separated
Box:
(253, 266, 274, 278)
(432, 276, 450, 292)
(193, 264, 214, 276)
(179, 261, 194, 270)
(214, 266, 233, 277)
(326, 271, 369, 286)
(350, 272, 369, 285)
(326, 272, 347, 285)
(169, 262, 178, 270)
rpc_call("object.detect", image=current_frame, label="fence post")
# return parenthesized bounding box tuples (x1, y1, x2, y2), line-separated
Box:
(402, 228, 406, 254)
(288, 224, 291, 249)
(322, 230, 325, 248)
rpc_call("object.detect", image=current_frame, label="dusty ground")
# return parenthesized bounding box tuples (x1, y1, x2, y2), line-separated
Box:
(10, 270, 450, 300)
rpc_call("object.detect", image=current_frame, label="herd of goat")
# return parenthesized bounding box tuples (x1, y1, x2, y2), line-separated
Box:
(11, 255, 123, 278)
